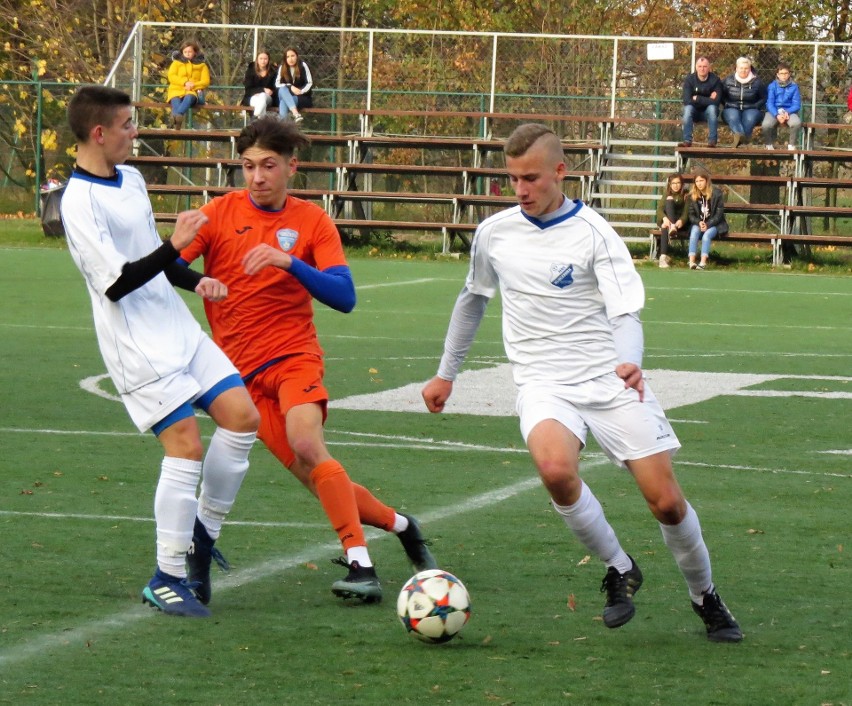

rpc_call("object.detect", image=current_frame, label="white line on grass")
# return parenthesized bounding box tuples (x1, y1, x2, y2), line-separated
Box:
(0, 468, 554, 670)
(644, 286, 852, 297)
(0, 510, 327, 529)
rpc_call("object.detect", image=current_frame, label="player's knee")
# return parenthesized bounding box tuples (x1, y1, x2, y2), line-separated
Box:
(289, 437, 326, 468)
(234, 404, 261, 433)
(649, 492, 686, 524)
(536, 459, 579, 495)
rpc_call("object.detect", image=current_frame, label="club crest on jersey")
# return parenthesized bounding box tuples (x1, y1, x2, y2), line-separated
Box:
(550, 263, 574, 288)
(276, 228, 299, 252)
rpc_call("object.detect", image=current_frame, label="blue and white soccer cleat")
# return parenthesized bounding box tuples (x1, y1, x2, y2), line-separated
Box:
(142, 568, 211, 618)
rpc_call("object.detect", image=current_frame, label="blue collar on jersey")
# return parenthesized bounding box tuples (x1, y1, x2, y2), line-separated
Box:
(248, 192, 288, 212)
(520, 197, 583, 229)
(70, 165, 124, 187)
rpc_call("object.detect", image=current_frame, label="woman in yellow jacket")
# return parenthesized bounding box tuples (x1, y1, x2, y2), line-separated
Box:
(166, 40, 210, 128)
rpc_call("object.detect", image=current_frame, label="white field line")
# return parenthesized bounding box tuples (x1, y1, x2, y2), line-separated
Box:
(1, 430, 849, 666)
(0, 461, 556, 669)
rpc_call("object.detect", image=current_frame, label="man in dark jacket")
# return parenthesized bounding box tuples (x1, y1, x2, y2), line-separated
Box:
(680, 57, 723, 147)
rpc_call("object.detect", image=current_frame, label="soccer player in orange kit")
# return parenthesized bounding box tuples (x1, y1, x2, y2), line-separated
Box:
(179, 117, 436, 603)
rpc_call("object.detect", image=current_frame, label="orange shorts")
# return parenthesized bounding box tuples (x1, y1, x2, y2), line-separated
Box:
(247, 354, 328, 468)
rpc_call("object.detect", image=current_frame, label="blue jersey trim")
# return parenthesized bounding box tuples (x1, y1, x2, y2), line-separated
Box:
(521, 198, 583, 229)
(70, 169, 124, 188)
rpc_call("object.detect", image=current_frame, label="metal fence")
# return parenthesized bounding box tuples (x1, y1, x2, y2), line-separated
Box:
(4, 22, 852, 213)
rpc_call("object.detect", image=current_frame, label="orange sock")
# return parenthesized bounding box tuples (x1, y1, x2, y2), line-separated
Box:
(353, 483, 396, 531)
(309, 459, 365, 551)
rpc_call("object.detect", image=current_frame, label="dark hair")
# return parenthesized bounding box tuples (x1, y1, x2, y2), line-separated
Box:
(665, 172, 684, 196)
(777, 62, 791, 73)
(236, 115, 309, 157)
(67, 85, 131, 142)
(282, 47, 302, 82)
(504, 123, 559, 158)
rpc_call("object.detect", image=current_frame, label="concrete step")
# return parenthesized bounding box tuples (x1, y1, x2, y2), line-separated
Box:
(592, 192, 661, 201)
(595, 206, 657, 216)
(599, 165, 667, 173)
(596, 179, 665, 188)
(605, 152, 679, 163)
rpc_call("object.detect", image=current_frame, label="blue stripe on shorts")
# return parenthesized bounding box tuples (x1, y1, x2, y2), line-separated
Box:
(194, 373, 245, 413)
(150, 374, 245, 436)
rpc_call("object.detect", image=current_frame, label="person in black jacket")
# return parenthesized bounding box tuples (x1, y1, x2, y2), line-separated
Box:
(687, 168, 728, 270)
(721, 57, 766, 147)
(241, 51, 278, 119)
(276, 47, 313, 122)
(680, 56, 723, 147)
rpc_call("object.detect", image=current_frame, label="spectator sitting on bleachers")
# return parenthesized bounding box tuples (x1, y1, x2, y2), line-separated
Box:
(687, 168, 728, 270)
(275, 47, 313, 123)
(166, 40, 210, 129)
(242, 51, 278, 119)
(761, 63, 802, 150)
(656, 173, 690, 269)
(680, 56, 723, 148)
(721, 57, 766, 147)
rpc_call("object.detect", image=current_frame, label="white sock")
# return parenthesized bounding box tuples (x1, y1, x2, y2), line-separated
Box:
(552, 481, 631, 573)
(392, 513, 409, 534)
(155, 456, 202, 578)
(346, 545, 372, 567)
(197, 428, 256, 540)
(659, 502, 713, 603)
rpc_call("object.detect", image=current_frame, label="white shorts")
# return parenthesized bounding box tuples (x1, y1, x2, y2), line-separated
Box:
(121, 333, 240, 432)
(516, 372, 680, 468)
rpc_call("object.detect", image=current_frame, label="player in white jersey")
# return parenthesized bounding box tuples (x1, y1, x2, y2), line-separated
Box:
(61, 86, 260, 617)
(422, 124, 741, 642)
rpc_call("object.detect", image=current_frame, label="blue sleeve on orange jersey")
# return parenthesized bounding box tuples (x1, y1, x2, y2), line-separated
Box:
(287, 259, 356, 313)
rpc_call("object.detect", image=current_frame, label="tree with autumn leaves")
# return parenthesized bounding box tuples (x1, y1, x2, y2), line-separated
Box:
(1, 0, 851, 201)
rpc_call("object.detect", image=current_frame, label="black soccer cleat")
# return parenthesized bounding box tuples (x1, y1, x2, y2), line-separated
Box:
(330, 557, 383, 604)
(692, 587, 743, 643)
(397, 514, 438, 572)
(600, 555, 644, 628)
(186, 517, 230, 606)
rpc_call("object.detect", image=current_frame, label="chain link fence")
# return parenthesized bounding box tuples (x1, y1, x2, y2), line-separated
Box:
(3, 23, 851, 214)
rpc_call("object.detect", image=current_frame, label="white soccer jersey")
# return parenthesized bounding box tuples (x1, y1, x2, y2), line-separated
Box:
(61, 165, 203, 394)
(466, 199, 645, 386)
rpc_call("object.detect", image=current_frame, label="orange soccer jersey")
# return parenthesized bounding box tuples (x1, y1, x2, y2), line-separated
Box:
(181, 191, 348, 377)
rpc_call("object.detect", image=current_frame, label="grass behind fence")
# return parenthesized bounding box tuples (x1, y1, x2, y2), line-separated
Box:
(0, 248, 850, 705)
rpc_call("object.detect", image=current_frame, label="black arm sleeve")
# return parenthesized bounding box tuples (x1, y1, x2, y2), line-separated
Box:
(105, 240, 180, 302)
(164, 261, 204, 292)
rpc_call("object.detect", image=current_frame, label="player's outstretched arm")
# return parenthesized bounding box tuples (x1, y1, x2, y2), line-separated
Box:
(422, 376, 454, 413)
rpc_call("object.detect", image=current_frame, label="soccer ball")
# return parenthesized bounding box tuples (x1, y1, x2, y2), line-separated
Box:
(396, 569, 471, 644)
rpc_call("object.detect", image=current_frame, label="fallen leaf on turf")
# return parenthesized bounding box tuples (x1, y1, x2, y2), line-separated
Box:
(305, 562, 318, 570)
(747, 528, 765, 534)
(577, 555, 591, 566)
(567, 594, 577, 611)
